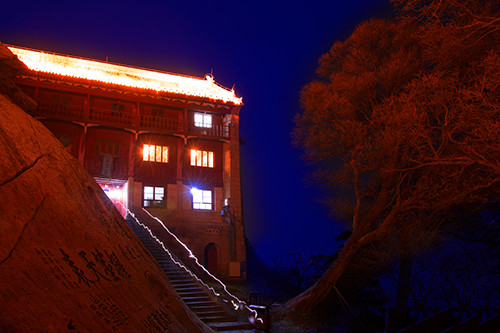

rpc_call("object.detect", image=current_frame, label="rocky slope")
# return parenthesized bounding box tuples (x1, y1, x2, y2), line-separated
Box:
(0, 42, 210, 332)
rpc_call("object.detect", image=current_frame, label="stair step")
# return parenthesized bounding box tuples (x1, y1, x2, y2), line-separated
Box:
(190, 305, 225, 312)
(169, 280, 195, 286)
(200, 315, 237, 323)
(163, 267, 184, 273)
(175, 286, 203, 291)
(167, 274, 193, 282)
(179, 293, 210, 298)
(183, 296, 213, 302)
(171, 282, 198, 288)
(163, 262, 178, 266)
(166, 274, 190, 280)
(163, 265, 180, 270)
(195, 310, 230, 317)
(209, 321, 253, 331)
(166, 270, 189, 275)
(132, 225, 255, 332)
(187, 301, 220, 308)
(177, 290, 207, 296)
(153, 258, 174, 264)
(155, 257, 172, 262)
(149, 249, 166, 253)
(165, 270, 186, 275)
(175, 284, 202, 288)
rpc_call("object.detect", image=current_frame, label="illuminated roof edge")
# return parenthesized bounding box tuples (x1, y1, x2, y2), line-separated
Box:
(8, 45, 242, 105)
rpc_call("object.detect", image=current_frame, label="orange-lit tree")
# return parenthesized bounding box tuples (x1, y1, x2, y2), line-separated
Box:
(287, 0, 500, 313)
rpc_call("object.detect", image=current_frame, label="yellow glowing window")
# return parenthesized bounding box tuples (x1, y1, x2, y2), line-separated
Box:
(190, 149, 214, 168)
(143, 144, 168, 163)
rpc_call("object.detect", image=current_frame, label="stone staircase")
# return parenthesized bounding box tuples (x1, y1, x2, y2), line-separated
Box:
(130, 220, 256, 332)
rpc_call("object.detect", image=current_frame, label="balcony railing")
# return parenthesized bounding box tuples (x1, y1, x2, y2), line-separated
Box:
(190, 125, 229, 138)
(89, 107, 134, 128)
(36, 104, 84, 122)
(31, 102, 230, 138)
(140, 115, 182, 133)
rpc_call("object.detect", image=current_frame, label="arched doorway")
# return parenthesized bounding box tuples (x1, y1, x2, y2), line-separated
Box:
(204, 243, 218, 275)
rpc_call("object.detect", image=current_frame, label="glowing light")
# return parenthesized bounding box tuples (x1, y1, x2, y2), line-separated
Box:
(8, 46, 242, 105)
(190, 149, 214, 168)
(126, 208, 262, 326)
(143, 144, 150, 161)
(104, 188, 120, 200)
(101, 184, 125, 200)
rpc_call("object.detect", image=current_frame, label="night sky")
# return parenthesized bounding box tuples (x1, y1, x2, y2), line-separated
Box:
(1, 0, 393, 262)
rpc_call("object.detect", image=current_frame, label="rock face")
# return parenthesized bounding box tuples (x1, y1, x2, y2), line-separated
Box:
(0, 42, 36, 111)
(0, 45, 209, 332)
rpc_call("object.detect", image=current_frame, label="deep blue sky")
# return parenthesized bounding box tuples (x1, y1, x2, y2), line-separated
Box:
(1, 0, 393, 261)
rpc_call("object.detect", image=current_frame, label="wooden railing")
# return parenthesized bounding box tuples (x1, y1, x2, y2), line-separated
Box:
(140, 114, 182, 133)
(36, 104, 84, 122)
(89, 107, 134, 128)
(189, 124, 229, 138)
(31, 102, 230, 138)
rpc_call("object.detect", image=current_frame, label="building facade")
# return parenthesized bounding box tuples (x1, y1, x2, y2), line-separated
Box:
(9, 45, 246, 278)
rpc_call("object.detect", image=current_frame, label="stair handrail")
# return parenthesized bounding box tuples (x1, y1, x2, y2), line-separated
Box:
(127, 209, 262, 327)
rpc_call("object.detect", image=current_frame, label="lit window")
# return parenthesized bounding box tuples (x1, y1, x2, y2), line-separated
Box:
(143, 186, 165, 207)
(143, 144, 168, 163)
(191, 188, 212, 210)
(194, 113, 212, 128)
(190, 149, 214, 168)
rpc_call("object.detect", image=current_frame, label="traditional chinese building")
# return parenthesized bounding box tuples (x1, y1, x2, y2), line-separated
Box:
(8, 45, 246, 278)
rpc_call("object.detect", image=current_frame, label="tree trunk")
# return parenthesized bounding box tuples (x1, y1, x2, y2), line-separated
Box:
(285, 235, 364, 313)
(285, 196, 397, 313)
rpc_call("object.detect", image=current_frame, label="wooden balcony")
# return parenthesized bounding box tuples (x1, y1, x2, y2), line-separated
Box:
(189, 125, 230, 139)
(36, 104, 84, 122)
(30, 102, 230, 139)
(140, 114, 182, 133)
(89, 107, 134, 128)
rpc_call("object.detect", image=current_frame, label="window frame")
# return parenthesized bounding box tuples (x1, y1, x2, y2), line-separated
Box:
(111, 103, 125, 117)
(190, 149, 214, 168)
(143, 144, 169, 163)
(51, 93, 72, 110)
(194, 113, 212, 128)
(143, 185, 166, 208)
(95, 139, 120, 157)
(191, 188, 213, 211)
